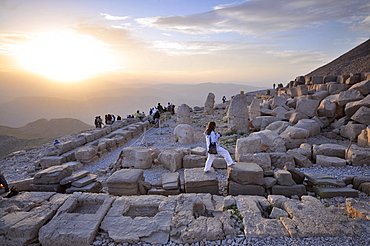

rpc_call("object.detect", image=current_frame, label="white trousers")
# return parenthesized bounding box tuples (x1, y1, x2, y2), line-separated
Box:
(204, 145, 234, 172)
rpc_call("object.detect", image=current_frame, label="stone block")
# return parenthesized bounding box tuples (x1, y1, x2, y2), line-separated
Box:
(271, 184, 306, 197)
(107, 169, 144, 196)
(296, 98, 320, 117)
(147, 187, 181, 196)
(284, 167, 305, 184)
(316, 155, 347, 167)
(269, 152, 295, 169)
(294, 119, 321, 137)
(248, 130, 286, 153)
(305, 173, 346, 187)
(71, 174, 97, 188)
(182, 154, 206, 168)
(162, 172, 180, 190)
(312, 143, 347, 160)
(64, 161, 83, 172)
(121, 147, 153, 169)
(55, 141, 76, 155)
(190, 147, 206, 156)
(286, 149, 313, 168)
(184, 168, 219, 194)
(353, 176, 370, 189)
(349, 79, 370, 96)
(228, 181, 265, 196)
(65, 182, 102, 194)
(235, 135, 262, 159)
(173, 124, 195, 144)
(269, 207, 289, 219)
(344, 94, 370, 117)
(335, 89, 364, 106)
(346, 145, 370, 166)
(34, 164, 73, 185)
(263, 177, 277, 189)
(75, 146, 98, 162)
(359, 182, 370, 196)
(158, 148, 184, 172)
(212, 157, 227, 169)
(313, 186, 358, 198)
(238, 153, 271, 171)
(274, 170, 296, 186)
(30, 184, 63, 192)
(8, 178, 34, 191)
(351, 106, 370, 125)
(60, 171, 90, 185)
(227, 162, 264, 185)
(317, 99, 336, 118)
(40, 156, 66, 169)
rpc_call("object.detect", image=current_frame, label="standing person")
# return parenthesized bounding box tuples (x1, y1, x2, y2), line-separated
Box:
(222, 96, 226, 103)
(204, 121, 235, 172)
(153, 110, 160, 127)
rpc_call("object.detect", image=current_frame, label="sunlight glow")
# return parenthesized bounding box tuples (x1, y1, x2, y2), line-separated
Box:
(15, 32, 123, 82)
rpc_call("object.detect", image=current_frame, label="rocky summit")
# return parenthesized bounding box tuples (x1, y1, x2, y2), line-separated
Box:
(1, 71, 370, 245)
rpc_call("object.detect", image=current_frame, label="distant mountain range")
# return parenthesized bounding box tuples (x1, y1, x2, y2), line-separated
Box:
(306, 38, 370, 76)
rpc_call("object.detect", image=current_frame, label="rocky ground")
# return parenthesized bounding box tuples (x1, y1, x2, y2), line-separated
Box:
(1, 107, 370, 246)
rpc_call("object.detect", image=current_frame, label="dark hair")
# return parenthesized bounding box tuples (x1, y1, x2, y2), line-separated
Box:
(204, 121, 216, 135)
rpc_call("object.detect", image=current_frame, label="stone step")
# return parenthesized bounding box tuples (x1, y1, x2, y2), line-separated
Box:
(60, 171, 90, 185)
(313, 186, 359, 198)
(65, 181, 102, 194)
(71, 174, 98, 188)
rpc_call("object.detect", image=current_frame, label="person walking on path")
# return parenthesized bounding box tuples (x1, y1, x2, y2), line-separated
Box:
(204, 121, 235, 172)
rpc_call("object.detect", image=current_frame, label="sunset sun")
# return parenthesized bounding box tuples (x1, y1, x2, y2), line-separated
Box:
(16, 32, 121, 82)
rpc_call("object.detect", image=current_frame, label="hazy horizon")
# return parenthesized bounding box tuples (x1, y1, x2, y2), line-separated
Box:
(1, 0, 369, 127)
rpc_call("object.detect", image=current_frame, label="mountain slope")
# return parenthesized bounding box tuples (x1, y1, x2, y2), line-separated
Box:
(306, 39, 370, 76)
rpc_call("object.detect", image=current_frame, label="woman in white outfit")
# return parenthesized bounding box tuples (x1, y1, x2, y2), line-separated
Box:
(204, 121, 235, 172)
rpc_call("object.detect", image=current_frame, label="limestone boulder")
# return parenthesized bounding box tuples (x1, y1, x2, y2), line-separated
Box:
(274, 170, 296, 186)
(349, 79, 370, 96)
(271, 96, 287, 109)
(351, 106, 370, 125)
(75, 145, 98, 163)
(296, 98, 320, 117)
(316, 155, 347, 167)
(204, 92, 215, 114)
(34, 165, 73, 185)
(177, 104, 191, 124)
(227, 162, 264, 185)
(121, 147, 152, 169)
(335, 90, 364, 106)
(287, 149, 313, 168)
(249, 130, 286, 153)
(340, 122, 366, 140)
(184, 168, 218, 194)
(271, 106, 288, 120)
(312, 90, 329, 101)
(346, 145, 370, 166)
(345, 94, 370, 117)
(317, 99, 336, 118)
(182, 154, 206, 168)
(312, 143, 347, 160)
(227, 94, 249, 133)
(248, 98, 261, 120)
(107, 169, 145, 195)
(235, 135, 262, 160)
(265, 121, 289, 134)
(294, 119, 321, 137)
(251, 116, 281, 131)
(162, 172, 180, 190)
(158, 148, 184, 172)
(238, 153, 271, 171)
(173, 124, 195, 144)
(289, 112, 309, 124)
(269, 152, 295, 169)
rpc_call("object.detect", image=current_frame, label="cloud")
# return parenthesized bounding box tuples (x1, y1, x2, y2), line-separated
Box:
(0, 32, 31, 54)
(136, 0, 370, 36)
(101, 13, 130, 21)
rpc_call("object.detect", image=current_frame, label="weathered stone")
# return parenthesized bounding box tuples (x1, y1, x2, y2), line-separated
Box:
(147, 188, 180, 196)
(289, 112, 309, 124)
(263, 177, 277, 189)
(71, 174, 97, 188)
(274, 170, 296, 186)
(65, 182, 102, 194)
(235, 135, 262, 159)
(269, 207, 289, 219)
(317, 99, 336, 118)
(60, 171, 90, 185)
(121, 147, 153, 169)
(75, 146, 98, 162)
(55, 141, 76, 155)
(346, 145, 370, 166)
(345, 94, 370, 117)
(305, 173, 346, 187)
(238, 153, 271, 171)
(107, 169, 144, 196)
(359, 182, 370, 196)
(340, 122, 366, 140)
(248, 98, 261, 120)
(265, 121, 289, 134)
(346, 198, 370, 220)
(294, 119, 321, 137)
(212, 157, 227, 169)
(271, 106, 289, 120)
(296, 98, 320, 117)
(228, 181, 265, 196)
(162, 172, 180, 190)
(353, 176, 370, 189)
(346, 75, 362, 85)
(30, 184, 63, 192)
(249, 130, 286, 152)
(351, 106, 370, 125)
(177, 103, 191, 124)
(335, 89, 364, 106)
(34, 165, 73, 185)
(204, 92, 215, 114)
(269, 152, 295, 169)
(64, 161, 83, 172)
(158, 148, 184, 172)
(39, 156, 66, 169)
(182, 154, 206, 168)
(235, 196, 289, 237)
(286, 149, 313, 168)
(251, 116, 281, 131)
(227, 94, 249, 133)
(173, 124, 195, 144)
(284, 167, 305, 184)
(0, 192, 69, 246)
(313, 186, 358, 198)
(280, 196, 357, 237)
(312, 143, 347, 160)
(227, 162, 264, 185)
(39, 193, 114, 246)
(190, 147, 206, 156)
(184, 168, 218, 194)
(349, 79, 370, 96)
(8, 178, 34, 191)
(316, 155, 347, 167)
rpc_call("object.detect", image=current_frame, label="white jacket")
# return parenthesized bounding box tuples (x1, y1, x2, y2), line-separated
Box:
(205, 131, 220, 150)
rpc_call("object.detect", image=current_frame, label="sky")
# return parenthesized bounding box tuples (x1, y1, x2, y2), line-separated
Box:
(0, 0, 369, 88)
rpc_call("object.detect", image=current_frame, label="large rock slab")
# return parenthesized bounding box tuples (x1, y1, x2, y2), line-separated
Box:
(351, 106, 370, 125)
(0, 192, 69, 246)
(227, 94, 249, 133)
(158, 148, 184, 172)
(346, 145, 370, 166)
(173, 124, 195, 144)
(294, 119, 321, 137)
(271, 185, 306, 197)
(204, 92, 215, 115)
(316, 155, 346, 167)
(184, 168, 218, 194)
(227, 162, 264, 185)
(235, 196, 289, 237)
(177, 104, 191, 124)
(280, 196, 359, 237)
(312, 143, 347, 160)
(162, 172, 180, 190)
(248, 130, 286, 153)
(34, 165, 73, 185)
(349, 79, 370, 96)
(344, 94, 370, 117)
(107, 169, 145, 196)
(269, 152, 295, 169)
(238, 153, 271, 171)
(313, 186, 358, 198)
(296, 98, 320, 117)
(305, 173, 346, 187)
(228, 182, 265, 196)
(121, 147, 152, 169)
(182, 154, 206, 168)
(39, 193, 114, 246)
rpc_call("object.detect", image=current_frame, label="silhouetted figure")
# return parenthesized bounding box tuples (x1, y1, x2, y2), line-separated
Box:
(273, 83, 276, 90)
(95, 116, 103, 128)
(157, 103, 164, 113)
(222, 96, 226, 103)
(117, 115, 122, 121)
